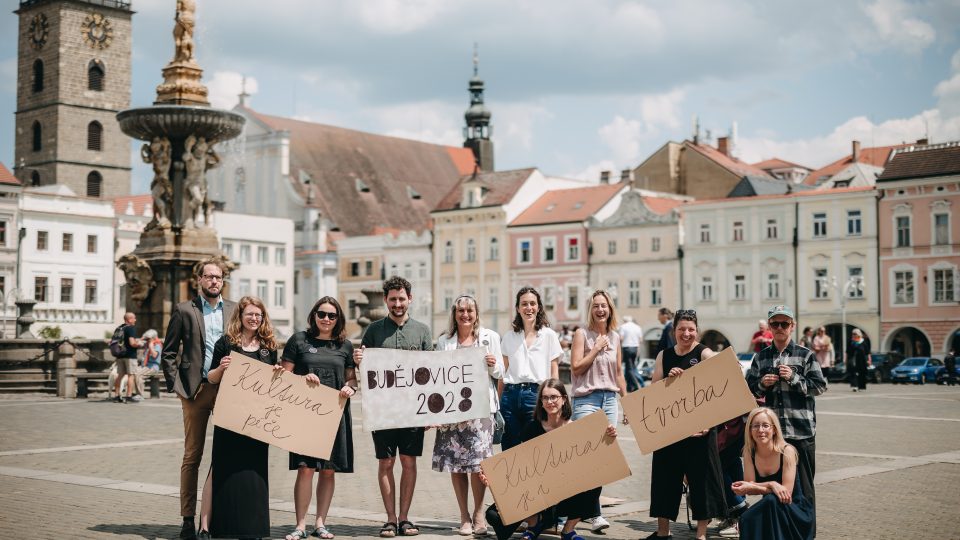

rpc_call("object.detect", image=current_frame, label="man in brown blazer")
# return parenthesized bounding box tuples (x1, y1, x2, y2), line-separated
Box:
(161, 259, 236, 540)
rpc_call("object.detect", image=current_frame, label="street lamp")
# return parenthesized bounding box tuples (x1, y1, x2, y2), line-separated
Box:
(819, 275, 865, 366)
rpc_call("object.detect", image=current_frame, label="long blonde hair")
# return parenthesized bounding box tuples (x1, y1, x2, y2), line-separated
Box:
(445, 294, 480, 340)
(225, 296, 278, 351)
(743, 407, 787, 456)
(587, 289, 618, 333)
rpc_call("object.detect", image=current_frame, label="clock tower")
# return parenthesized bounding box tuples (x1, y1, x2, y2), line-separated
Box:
(13, 0, 132, 198)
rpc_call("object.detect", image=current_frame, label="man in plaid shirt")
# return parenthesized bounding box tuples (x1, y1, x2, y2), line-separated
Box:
(746, 304, 827, 535)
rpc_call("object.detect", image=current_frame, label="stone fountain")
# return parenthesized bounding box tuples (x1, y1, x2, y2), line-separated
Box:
(115, 0, 244, 334)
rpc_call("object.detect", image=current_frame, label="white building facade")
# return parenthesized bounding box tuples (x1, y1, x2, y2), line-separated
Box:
(0, 171, 22, 337)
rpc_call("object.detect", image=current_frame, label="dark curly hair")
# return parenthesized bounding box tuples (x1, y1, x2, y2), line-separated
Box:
(382, 275, 412, 298)
(512, 286, 550, 332)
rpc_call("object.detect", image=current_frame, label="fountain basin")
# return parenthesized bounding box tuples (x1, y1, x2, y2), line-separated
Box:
(117, 105, 245, 142)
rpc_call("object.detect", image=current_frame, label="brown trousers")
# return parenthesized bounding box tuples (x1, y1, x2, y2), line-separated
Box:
(179, 383, 218, 517)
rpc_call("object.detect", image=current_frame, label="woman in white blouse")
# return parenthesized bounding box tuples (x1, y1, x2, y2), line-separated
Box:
(499, 286, 563, 450)
(434, 295, 504, 536)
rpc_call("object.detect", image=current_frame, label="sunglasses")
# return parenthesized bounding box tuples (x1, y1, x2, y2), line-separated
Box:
(315, 312, 338, 321)
(769, 321, 792, 329)
(676, 309, 697, 317)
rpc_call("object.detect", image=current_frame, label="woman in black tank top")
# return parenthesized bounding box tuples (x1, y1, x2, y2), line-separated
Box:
(646, 310, 727, 540)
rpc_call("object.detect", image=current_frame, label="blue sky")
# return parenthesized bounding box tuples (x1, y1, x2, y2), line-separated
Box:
(2, 0, 960, 193)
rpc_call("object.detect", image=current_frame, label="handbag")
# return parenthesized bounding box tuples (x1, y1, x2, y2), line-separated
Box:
(492, 409, 505, 445)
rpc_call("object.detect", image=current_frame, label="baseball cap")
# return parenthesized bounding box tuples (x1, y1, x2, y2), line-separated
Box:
(767, 304, 795, 320)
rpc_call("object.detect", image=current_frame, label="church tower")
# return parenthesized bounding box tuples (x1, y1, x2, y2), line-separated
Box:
(13, 0, 132, 198)
(463, 46, 494, 172)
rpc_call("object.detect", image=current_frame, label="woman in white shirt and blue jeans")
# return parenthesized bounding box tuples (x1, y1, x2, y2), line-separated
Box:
(499, 287, 563, 450)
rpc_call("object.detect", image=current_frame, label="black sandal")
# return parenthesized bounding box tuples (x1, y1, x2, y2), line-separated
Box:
(399, 520, 420, 536)
(379, 522, 398, 538)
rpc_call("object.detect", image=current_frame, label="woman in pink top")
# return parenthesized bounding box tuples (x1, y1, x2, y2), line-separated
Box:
(812, 326, 834, 368)
(569, 289, 627, 533)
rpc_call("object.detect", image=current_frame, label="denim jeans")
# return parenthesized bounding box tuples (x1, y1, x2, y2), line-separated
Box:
(499, 383, 539, 450)
(622, 346, 644, 391)
(572, 389, 619, 425)
(719, 443, 746, 511)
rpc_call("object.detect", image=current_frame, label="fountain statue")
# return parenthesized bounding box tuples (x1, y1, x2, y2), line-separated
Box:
(115, 0, 245, 334)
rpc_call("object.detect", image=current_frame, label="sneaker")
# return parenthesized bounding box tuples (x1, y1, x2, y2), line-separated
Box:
(129, 394, 143, 402)
(586, 516, 610, 533)
(114, 396, 124, 403)
(718, 518, 739, 537)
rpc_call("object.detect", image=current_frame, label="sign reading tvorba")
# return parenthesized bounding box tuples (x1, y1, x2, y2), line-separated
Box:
(481, 411, 631, 525)
(619, 347, 756, 454)
(361, 348, 491, 431)
(213, 360, 345, 460)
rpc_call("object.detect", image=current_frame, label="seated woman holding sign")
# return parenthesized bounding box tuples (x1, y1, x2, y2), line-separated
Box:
(731, 407, 814, 540)
(647, 309, 726, 540)
(204, 296, 281, 539)
(282, 297, 358, 540)
(434, 294, 504, 536)
(481, 378, 617, 540)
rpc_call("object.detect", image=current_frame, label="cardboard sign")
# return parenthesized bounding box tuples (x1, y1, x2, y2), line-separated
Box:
(361, 348, 492, 431)
(213, 360, 345, 459)
(481, 411, 631, 524)
(620, 347, 756, 454)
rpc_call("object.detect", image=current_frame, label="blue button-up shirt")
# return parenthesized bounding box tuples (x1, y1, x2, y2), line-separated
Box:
(200, 296, 224, 378)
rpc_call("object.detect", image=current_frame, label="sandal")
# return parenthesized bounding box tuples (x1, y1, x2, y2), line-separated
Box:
(285, 529, 309, 540)
(399, 520, 420, 536)
(521, 517, 547, 540)
(379, 522, 398, 538)
(311, 525, 335, 539)
(473, 522, 489, 536)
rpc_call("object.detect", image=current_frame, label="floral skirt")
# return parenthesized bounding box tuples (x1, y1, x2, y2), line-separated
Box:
(432, 416, 494, 473)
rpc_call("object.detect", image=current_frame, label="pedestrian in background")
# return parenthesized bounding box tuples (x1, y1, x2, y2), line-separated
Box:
(846, 329, 869, 392)
(434, 294, 504, 536)
(161, 259, 237, 540)
(570, 289, 626, 533)
(282, 296, 357, 540)
(618, 315, 645, 391)
(654, 307, 674, 358)
(499, 287, 562, 451)
(114, 312, 142, 403)
(206, 296, 281, 539)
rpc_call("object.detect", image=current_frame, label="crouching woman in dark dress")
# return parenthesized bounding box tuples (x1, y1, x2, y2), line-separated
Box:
(481, 378, 617, 540)
(206, 296, 282, 539)
(732, 407, 814, 540)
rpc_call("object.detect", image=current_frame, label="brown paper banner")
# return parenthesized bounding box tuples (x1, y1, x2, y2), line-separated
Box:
(481, 411, 631, 524)
(620, 347, 756, 454)
(213, 360, 345, 459)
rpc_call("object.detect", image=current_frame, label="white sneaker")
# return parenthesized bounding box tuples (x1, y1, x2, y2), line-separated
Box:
(718, 518, 739, 537)
(586, 516, 610, 532)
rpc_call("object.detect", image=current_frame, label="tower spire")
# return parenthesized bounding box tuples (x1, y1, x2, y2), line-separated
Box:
(463, 44, 494, 172)
(238, 75, 250, 107)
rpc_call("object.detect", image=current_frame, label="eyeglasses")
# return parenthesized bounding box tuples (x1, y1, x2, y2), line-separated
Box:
(769, 321, 792, 329)
(201, 275, 224, 282)
(751, 423, 773, 431)
(243, 313, 263, 320)
(315, 312, 338, 321)
(541, 395, 563, 403)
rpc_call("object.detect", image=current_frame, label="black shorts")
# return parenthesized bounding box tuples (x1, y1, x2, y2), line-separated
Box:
(372, 427, 425, 459)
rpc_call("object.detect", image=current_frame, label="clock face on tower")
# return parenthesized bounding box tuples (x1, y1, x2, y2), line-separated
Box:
(28, 13, 49, 50)
(82, 12, 113, 49)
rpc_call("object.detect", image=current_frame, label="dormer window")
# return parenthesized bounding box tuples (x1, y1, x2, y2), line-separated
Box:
(462, 185, 483, 208)
(355, 178, 370, 193)
(407, 186, 421, 200)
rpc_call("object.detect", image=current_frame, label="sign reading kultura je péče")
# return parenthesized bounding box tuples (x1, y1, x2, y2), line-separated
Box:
(213, 360, 345, 460)
(620, 347, 756, 454)
(481, 411, 631, 525)
(361, 348, 491, 431)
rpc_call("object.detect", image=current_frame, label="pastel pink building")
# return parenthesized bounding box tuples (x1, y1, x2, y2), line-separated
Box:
(508, 183, 625, 327)
(877, 143, 960, 357)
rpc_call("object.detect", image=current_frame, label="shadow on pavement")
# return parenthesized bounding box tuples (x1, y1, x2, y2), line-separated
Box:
(89, 523, 182, 539)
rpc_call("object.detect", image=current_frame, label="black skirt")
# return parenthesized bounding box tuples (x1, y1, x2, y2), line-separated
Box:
(209, 426, 270, 538)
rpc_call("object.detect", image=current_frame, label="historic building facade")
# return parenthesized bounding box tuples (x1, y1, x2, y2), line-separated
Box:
(0, 164, 23, 337)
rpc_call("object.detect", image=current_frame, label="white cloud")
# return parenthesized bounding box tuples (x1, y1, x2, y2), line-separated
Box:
(639, 88, 686, 131)
(348, 0, 451, 34)
(599, 116, 644, 164)
(564, 159, 616, 183)
(206, 71, 258, 110)
(863, 0, 935, 53)
(373, 101, 462, 146)
(493, 102, 553, 154)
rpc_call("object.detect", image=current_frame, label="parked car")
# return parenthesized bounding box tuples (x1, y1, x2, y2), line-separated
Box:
(638, 358, 656, 380)
(890, 357, 943, 384)
(868, 352, 904, 383)
(824, 361, 847, 383)
(736, 352, 754, 377)
(935, 364, 960, 385)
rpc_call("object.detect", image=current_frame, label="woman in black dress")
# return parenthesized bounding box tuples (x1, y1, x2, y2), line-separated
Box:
(282, 297, 357, 540)
(647, 310, 726, 540)
(205, 295, 282, 539)
(732, 407, 814, 540)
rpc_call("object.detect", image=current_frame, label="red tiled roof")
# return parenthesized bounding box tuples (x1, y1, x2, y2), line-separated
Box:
(113, 194, 152, 215)
(803, 143, 909, 185)
(878, 142, 960, 182)
(242, 107, 469, 237)
(510, 183, 624, 226)
(0, 162, 19, 185)
(752, 158, 811, 171)
(643, 196, 686, 214)
(686, 142, 773, 178)
(433, 168, 537, 212)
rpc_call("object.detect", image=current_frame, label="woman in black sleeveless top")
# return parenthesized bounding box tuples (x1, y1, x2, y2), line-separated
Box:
(646, 310, 726, 540)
